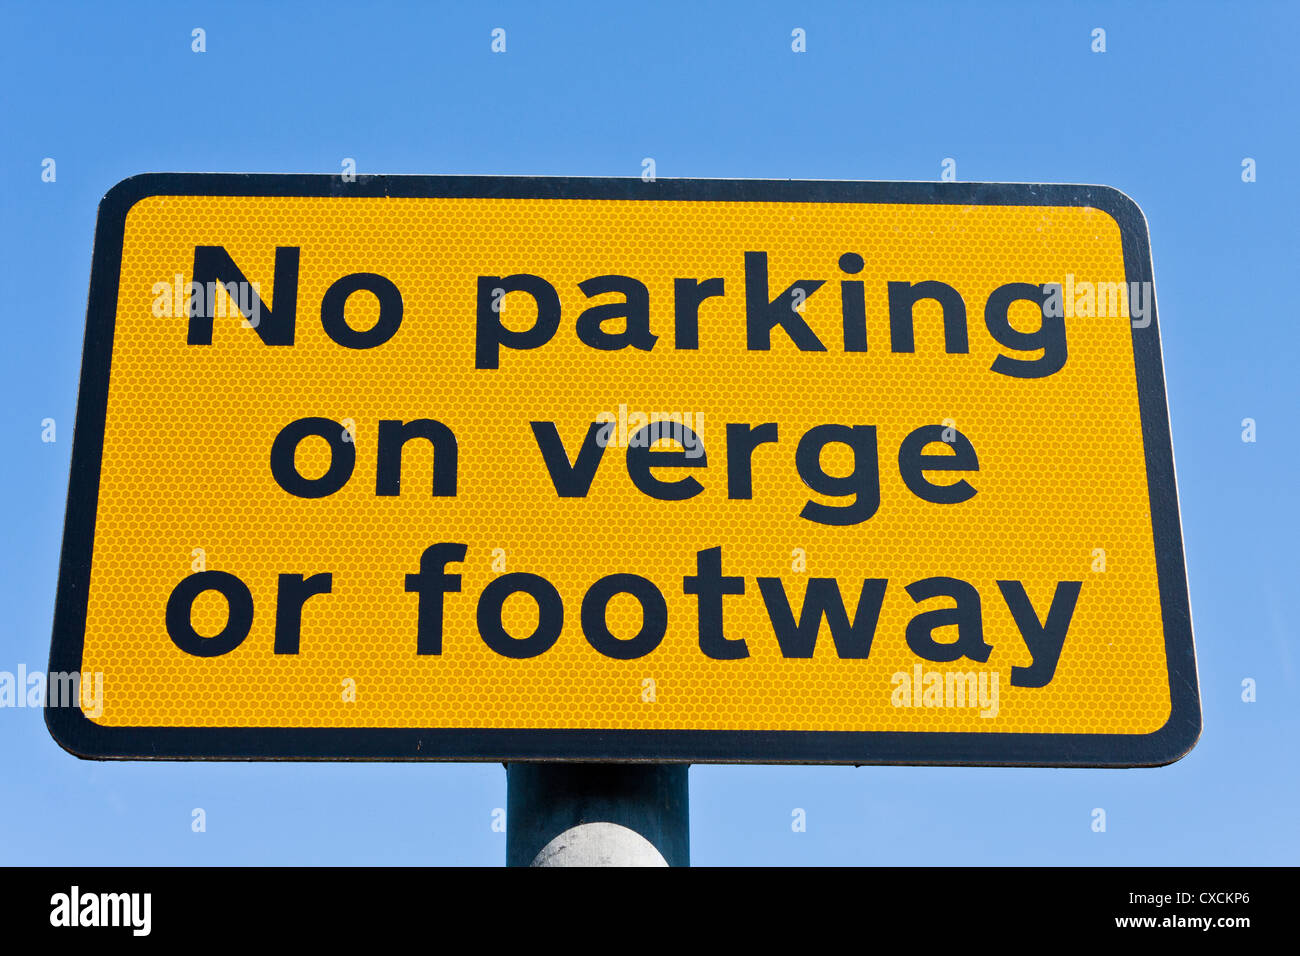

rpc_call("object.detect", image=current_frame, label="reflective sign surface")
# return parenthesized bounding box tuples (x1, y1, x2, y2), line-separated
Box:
(47, 175, 1199, 764)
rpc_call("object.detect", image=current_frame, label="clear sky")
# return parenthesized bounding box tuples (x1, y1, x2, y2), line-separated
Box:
(2, 0, 1295, 865)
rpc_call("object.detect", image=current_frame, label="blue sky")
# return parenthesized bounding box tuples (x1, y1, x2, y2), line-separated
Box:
(1, 0, 1295, 865)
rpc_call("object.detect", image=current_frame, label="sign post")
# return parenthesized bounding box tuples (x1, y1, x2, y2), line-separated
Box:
(506, 763, 688, 866)
(47, 173, 1199, 861)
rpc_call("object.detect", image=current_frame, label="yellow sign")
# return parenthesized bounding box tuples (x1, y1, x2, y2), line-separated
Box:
(47, 175, 1199, 765)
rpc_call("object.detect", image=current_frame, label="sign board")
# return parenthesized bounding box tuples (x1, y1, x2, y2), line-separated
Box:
(47, 174, 1199, 765)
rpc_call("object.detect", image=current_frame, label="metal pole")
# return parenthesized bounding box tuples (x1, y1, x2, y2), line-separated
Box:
(505, 763, 689, 867)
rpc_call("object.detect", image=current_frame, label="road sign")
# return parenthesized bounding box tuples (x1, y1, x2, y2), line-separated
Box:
(47, 174, 1199, 765)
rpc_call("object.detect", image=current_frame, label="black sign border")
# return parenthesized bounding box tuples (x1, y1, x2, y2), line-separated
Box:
(46, 174, 1200, 767)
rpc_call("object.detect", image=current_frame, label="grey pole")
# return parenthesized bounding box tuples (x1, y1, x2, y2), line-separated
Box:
(505, 763, 689, 867)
